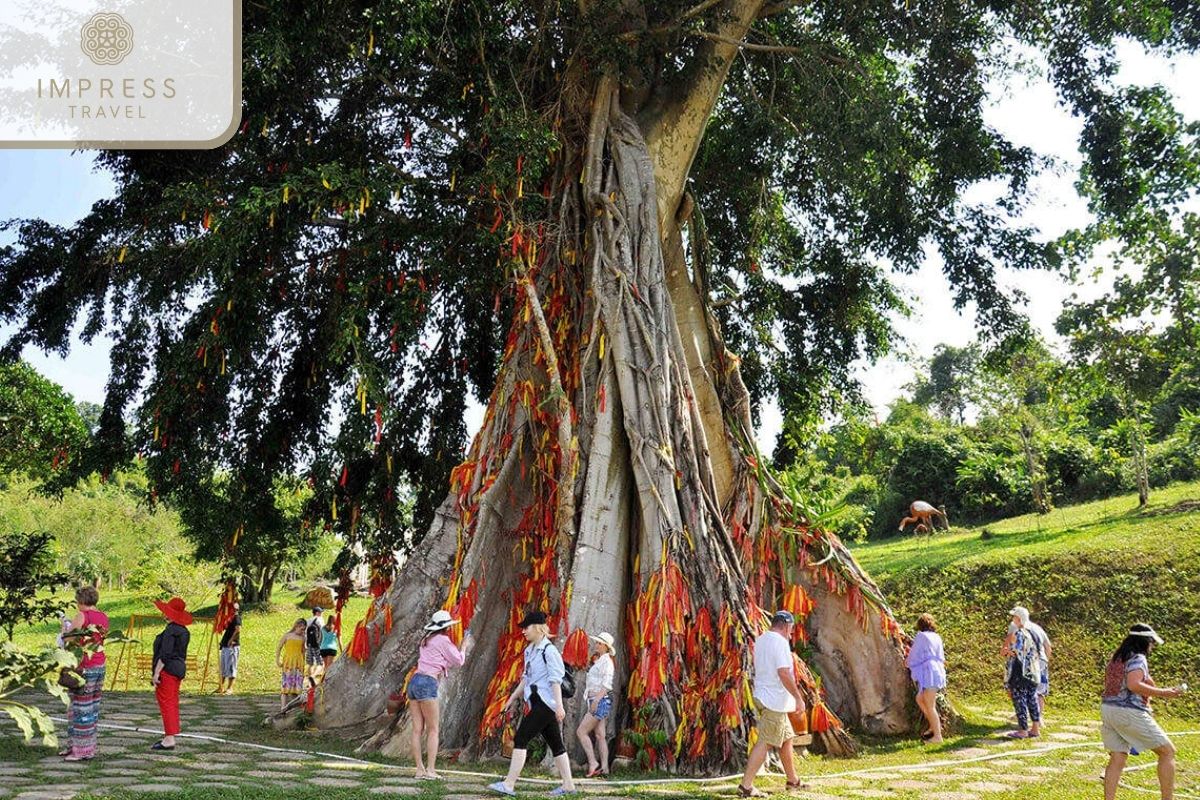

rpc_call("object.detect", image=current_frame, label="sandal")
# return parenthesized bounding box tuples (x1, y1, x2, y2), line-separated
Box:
(63, 754, 92, 762)
(585, 766, 602, 778)
(785, 780, 808, 791)
(737, 786, 766, 798)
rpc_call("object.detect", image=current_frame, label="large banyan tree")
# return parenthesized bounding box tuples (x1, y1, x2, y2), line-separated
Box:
(4, 0, 1199, 772)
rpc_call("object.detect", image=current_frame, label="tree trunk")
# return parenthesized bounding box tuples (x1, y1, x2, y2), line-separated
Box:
(1131, 420, 1150, 508)
(313, 76, 911, 772)
(1018, 421, 1051, 515)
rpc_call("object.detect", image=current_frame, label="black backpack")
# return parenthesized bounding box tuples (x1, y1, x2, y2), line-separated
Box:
(540, 646, 576, 699)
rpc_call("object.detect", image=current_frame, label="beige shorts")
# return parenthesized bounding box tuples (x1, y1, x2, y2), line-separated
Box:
(1100, 704, 1172, 754)
(753, 701, 795, 749)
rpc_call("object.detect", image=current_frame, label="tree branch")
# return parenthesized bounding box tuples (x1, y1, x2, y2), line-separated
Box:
(640, 0, 767, 231)
(690, 30, 806, 53)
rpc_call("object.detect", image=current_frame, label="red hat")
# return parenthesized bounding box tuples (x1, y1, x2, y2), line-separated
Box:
(154, 596, 193, 626)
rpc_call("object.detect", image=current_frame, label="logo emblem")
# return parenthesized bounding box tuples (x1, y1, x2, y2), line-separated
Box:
(80, 13, 134, 66)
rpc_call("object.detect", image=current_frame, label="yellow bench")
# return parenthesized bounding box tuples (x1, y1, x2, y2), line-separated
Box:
(134, 654, 199, 676)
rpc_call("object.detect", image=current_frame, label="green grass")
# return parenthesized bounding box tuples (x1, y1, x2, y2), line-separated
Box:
(852, 479, 1200, 578)
(852, 480, 1200, 717)
(9, 589, 375, 694)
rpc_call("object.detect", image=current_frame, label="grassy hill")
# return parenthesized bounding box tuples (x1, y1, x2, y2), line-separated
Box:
(853, 480, 1200, 717)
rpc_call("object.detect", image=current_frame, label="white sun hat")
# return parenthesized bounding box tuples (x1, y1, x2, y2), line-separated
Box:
(1128, 623, 1164, 645)
(591, 631, 616, 655)
(424, 609, 460, 632)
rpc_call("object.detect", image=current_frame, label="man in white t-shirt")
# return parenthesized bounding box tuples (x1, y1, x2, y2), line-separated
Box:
(739, 610, 807, 797)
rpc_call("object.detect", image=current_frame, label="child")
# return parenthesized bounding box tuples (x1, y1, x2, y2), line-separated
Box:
(276, 618, 307, 710)
(409, 609, 472, 779)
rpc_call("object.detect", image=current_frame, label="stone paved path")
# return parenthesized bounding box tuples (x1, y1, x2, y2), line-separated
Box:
(0, 693, 1189, 799)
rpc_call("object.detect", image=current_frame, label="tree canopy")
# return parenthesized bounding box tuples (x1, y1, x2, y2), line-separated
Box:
(2, 0, 1198, 562)
(0, 361, 87, 480)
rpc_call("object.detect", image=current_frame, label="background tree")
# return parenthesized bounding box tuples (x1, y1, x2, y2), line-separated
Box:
(977, 340, 1059, 514)
(0, 361, 87, 480)
(4, 0, 1200, 769)
(0, 531, 68, 641)
(75, 401, 103, 436)
(1057, 312, 1169, 507)
(913, 345, 980, 425)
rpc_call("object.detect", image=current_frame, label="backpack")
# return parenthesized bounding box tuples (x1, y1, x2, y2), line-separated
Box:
(306, 619, 322, 650)
(542, 646, 576, 699)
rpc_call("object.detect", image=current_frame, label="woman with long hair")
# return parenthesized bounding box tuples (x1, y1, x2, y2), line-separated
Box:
(408, 609, 472, 779)
(906, 613, 945, 745)
(1101, 623, 1184, 800)
(277, 618, 308, 710)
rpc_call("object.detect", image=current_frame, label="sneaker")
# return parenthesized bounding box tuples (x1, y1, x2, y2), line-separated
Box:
(548, 788, 576, 797)
(488, 782, 516, 796)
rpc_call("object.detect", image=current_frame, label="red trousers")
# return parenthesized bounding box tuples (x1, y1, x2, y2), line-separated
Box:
(155, 673, 182, 735)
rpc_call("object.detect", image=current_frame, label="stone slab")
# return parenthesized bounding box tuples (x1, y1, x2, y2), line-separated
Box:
(89, 778, 138, 786)
(960, 781, 1019, 793)
(370, 788, 421, 796)
(888, 779, 938, 790)
(308, 777, 364, 787)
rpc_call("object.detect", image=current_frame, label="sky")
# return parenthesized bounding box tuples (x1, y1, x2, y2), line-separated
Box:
(2, 42, 1199, 452)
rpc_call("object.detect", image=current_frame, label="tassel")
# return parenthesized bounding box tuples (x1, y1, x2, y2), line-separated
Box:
(562, 629, 590, 669)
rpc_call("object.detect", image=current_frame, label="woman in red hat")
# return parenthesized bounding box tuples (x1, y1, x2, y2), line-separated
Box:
(150, 597, 192, 751)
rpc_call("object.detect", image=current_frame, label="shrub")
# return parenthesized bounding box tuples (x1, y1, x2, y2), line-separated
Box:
(954, 449, 1028, 518)
(1043, 437, 1124, 502)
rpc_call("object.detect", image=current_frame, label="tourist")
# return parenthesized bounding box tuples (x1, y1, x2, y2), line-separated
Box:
(576, 631, 616, 778)
(277, 618, 308, 710)
(1002, 606, 1042, 739)
(150, 596, 192, 751)
(906, 613, 946, 745)
(409, 609, 473, 779)
(488, 610, 576, 797)
(1101, 623, 1184, 800)
(738, 610, 806, 797)
(320, 619, 340, 672)
(217, 601, 241, 695)
(305, 606, 325, 681)
(1026, 613, 1052, 714)
(61, 585, 109, 761)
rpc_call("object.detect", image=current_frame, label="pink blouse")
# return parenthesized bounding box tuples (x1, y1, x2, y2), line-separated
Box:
(78, 609, 110, 668)
(416, 633, 465, 679)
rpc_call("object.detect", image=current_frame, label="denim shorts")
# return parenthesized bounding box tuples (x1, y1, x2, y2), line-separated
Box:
(592, 694, 612, 720)
(407, 673, 438, 701)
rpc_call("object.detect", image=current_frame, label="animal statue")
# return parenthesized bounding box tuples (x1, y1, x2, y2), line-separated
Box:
(899, 500, 949, 533)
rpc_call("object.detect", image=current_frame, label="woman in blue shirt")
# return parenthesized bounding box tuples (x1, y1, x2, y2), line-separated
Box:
(488, 610, 577, 797)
